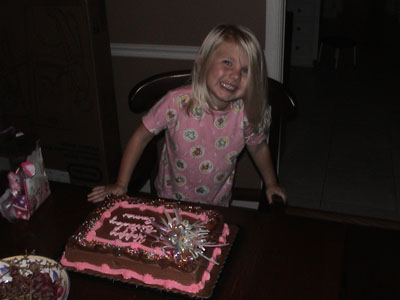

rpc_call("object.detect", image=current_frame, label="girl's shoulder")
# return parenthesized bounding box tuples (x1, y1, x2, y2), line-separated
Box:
(167, 84, 192, 96)
(164, 85, 193, 109)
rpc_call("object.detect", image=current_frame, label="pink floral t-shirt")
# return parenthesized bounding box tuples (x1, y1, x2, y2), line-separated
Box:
(142, 85, 266, 207)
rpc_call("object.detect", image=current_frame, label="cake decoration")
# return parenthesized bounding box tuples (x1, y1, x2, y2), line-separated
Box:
(148, 208, 228, 266)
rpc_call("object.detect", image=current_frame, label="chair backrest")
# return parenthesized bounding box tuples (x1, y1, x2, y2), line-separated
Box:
(128, 70, 295, 209)
(129, 70, 192, 114)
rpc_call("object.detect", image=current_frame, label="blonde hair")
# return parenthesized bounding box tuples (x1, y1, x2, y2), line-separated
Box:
(190, 24, 270, 133)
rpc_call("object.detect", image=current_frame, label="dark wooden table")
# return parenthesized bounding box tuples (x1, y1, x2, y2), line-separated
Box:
(0, 182, 346, 300)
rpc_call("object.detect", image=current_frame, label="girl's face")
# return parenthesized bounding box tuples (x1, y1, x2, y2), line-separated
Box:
(205, 41, 249, 110)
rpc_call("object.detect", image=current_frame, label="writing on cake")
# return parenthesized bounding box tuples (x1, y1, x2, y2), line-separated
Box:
(109, 214, 156, 243)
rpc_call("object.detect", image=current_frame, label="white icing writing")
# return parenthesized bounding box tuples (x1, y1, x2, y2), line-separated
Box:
(109, 214, 156, 243)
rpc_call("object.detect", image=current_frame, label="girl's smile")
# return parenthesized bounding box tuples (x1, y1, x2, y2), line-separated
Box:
(206, 41, 249, 110)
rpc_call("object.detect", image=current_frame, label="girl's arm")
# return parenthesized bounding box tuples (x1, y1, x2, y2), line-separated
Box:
(88, 122, 154, 203)
(246, 141, 287, 204)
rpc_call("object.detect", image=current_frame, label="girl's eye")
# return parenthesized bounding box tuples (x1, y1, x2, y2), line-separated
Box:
(223, 60, 232, 67)
(242, 67, 249, 74)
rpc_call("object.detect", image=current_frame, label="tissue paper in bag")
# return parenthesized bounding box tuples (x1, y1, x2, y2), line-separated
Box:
(7, 145, 51, 220)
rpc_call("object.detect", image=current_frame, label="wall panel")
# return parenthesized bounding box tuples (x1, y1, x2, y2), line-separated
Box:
(106, 0, 265, 45)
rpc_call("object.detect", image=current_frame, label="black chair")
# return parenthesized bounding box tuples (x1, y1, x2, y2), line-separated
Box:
(128, 70, 295, 209)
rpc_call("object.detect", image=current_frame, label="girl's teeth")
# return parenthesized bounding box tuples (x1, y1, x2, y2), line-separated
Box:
(221, 82, 235, 90)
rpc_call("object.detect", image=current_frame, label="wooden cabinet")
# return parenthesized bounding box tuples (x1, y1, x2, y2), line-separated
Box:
(287, 0, 321, 67)
(1, 0, 121, 186)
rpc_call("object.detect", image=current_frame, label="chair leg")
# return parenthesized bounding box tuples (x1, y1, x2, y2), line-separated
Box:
(353, 46, 357, 67)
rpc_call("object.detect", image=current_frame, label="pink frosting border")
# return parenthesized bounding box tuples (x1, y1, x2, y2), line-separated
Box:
(62, 200, 230, 294)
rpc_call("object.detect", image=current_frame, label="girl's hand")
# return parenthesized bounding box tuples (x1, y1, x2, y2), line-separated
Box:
(87, 183, 127, 203)
(265, 184, 287, 205)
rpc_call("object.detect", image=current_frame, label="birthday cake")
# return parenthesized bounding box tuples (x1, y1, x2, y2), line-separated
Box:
(60, 195, 236, 297)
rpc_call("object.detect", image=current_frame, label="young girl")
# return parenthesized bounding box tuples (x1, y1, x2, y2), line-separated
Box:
(88, 24, 286, 206)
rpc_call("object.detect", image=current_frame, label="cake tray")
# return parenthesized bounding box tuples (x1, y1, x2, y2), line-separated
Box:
(63, 224, 238, 299)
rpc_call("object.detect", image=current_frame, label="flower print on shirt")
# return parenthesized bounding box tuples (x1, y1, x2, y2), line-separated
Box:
(233, 100, 244, 113)
(164, 175, 172, 188)
(225, 151, 238, 165)
(199, 160, 213, 174)
(214, 116, 227, 129)
(166, 109, 177, 122)
(175, 158, 187, 170)
(190, 145, 205, 158)
(177, 94, 190, 109)
(192, 106, 205, 120)
(175, 174, 186, 186)
(214, 172, 226, 183)
(142, 85, 255, 205)
(195, 186, 209, 195)
(215, 136, 229, 150)
(174, 192, 184, 201)
(162, 155, 169, 168)
(183, 128, 198, 142)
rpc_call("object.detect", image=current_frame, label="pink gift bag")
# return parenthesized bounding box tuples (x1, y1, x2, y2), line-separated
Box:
(7, 145, 51, 220)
